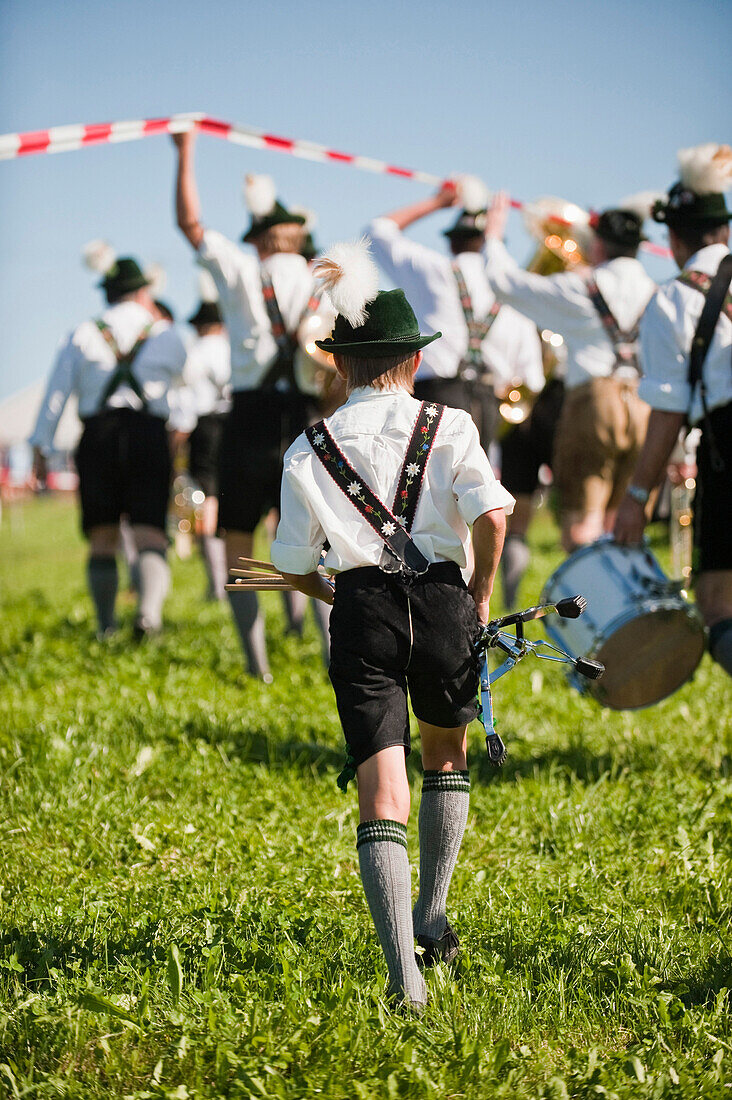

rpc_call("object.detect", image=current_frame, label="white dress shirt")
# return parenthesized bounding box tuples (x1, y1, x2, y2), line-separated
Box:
(197, 230, 320, 392)
(638, 244, 732, 425)
(182, 332, 232, 418)
(29, 301, 187, 451)
(271, 386, 515, 576)
(366, 217, 544, 392)
(483, 239, 656, 390)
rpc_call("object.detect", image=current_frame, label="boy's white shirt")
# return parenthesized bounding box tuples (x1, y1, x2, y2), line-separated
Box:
(271, 385, 515, 576)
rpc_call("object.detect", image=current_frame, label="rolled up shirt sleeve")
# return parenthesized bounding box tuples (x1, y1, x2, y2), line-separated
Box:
(29, 335, 78, 451)
(449, 413, 515, 524)
(271, 455, 327, 575)
(637, 291, 690, 414)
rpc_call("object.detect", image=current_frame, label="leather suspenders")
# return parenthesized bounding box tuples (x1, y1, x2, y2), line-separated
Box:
(452, 263, 501, 382)
(259, 273, 324, 391)
(95, 320, 153, 411)
(305, 401, 445, 576)
(584, 277, 642, 374)
(676, 255, 732, 472)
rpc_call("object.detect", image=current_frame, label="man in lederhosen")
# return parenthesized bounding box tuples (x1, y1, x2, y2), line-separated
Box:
(30, 242, 187, 637)
(173, 128, 325, 679)
(365, 181, 544, 443)
(615, 144, 732, 678)
(484, 192, 657, 551)
(179, 276, 231, 601)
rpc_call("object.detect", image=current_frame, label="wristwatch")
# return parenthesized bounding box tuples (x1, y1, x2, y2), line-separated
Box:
(626, 484, 650, 506)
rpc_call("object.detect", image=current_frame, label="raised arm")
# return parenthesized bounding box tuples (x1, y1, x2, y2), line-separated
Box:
(173, 130, 204, 250)
(378, 182, 457, 231)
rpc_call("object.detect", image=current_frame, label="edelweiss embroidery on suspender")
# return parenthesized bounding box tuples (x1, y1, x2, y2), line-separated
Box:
(95, 320, 153, 411)
(305, 401, 445, 576)
(452, 263, 501, 380)
(584, 277, 641, 373)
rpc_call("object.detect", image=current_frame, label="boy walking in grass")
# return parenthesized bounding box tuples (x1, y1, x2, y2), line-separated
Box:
(270, 240, 513, 1010)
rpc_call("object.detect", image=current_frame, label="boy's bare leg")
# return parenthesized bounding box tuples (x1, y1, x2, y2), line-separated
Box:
(355, 747, 426, 1009)
(413, 721, 470, 959)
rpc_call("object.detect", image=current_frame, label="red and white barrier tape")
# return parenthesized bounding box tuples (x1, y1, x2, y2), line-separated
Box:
(0, 112, 672, 258)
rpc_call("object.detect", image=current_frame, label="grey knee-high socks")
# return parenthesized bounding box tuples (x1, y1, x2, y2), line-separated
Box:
(710, 619, 732, 678)
(412, 771, 470, 940)
(501, 535, 530, 610)
(227, 582, 271, 680)
(137, 549, 170, 630)
(200, 535, 228, 601)
(87, 555, 118, 634)
(357, 820, 427, 1008)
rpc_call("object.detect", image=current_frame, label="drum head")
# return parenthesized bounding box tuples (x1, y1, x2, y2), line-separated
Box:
(591, 606, 706, 710)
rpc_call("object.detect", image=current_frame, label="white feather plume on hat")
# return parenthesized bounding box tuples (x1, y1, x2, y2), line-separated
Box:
(82, 239, 117, 275)
(243, 173, 277, 216)
(197, 268, 219, 303)
(678, 143, 732, 195)
(455, 174, 490, 213)
(617, 191, 666, 221)
(144, 263, 167, 297)
(313, 238, 379, 327)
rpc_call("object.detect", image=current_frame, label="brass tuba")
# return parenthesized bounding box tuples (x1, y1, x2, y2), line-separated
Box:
(523, 196, 592, 275)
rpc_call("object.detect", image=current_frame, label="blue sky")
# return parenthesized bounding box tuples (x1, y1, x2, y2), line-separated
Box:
(1, 0, 730, 402)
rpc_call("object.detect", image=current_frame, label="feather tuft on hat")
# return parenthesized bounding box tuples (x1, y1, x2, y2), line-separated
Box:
(455, 174, 490, 213)
(313, 238, 379, 327)
(243, 173, 277, 217)
(678, 144, 732, 195)
(82, 239, 117, 275)
(144, 263, 167, 297)
(197, 268, 219, 303)
(617, 191, 666, 222)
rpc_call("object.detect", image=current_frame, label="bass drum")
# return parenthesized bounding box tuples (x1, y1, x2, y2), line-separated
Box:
(541, 537, 705, 710)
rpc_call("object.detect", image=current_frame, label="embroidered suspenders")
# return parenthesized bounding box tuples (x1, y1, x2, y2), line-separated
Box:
(260, 273, 324, 391)
(676, 269, 732, 324)
(584, 277, 641, 374)
(95, 320, 153, 411)
(452, 263, 501, 381)
(305, 401, 445, 576)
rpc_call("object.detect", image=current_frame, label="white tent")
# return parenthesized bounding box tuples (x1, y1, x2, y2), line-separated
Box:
(0, 381, 81, 452)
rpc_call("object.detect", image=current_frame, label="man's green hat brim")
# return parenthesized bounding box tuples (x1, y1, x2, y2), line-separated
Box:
(241, 200, 307, 243)
(314, 287, 441, 358)
(653, 183, 732, 227)
(315, 332, 442, 357)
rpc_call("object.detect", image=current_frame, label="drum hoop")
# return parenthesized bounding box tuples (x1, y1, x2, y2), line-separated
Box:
(543, 595, 704, 658)
(541, 535, 665, 593)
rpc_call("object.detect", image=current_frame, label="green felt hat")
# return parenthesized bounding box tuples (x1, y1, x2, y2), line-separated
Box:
(241, 201, 307, 244)
(187, 300, 222, 327)
(652, 182, 731, 228)
(592, 208, 646, 249)
(315, 288, 441, 358)
(443, 209, 487, 239)
(101, 257, 150, 301)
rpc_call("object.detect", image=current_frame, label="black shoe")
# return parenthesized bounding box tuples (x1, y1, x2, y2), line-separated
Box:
(416, 923, 460, 968)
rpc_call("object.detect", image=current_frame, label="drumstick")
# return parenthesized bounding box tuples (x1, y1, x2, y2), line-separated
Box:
(237, 556, 283, 575)
(226, 580, 294, 592)
(230, 568, 287, 579)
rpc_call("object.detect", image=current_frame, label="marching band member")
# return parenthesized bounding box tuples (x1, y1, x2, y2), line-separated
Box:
(179, 274, 231, 601)
(365, 181, 544, 443)
(271, 240, 514, 1010)
(173, 128, 322, 679)
(615, 144, 732, 678)
(484, 192, 657, 551)
(30, 243, 187, 637)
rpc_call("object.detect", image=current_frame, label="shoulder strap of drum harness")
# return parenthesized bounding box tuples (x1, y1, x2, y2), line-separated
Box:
(95, 319, 153, 412)
(584, 276, 642, 374)
(452, 262, 501, 382)
(306, 400, 444, 790)
(259, 271, 323, 390)
(675, 254, 732, 472)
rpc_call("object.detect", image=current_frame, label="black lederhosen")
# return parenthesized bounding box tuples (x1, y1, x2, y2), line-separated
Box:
(189, 412, 227, 497)
(75, 408, 171, 535)
(500, 378, 565, 496)
(693, 401, 732, 573)
(328, 562, 480, 768)
(217, 389, 308, 534)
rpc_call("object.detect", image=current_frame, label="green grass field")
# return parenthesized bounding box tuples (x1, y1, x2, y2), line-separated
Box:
(1, 495, 731, 1099)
